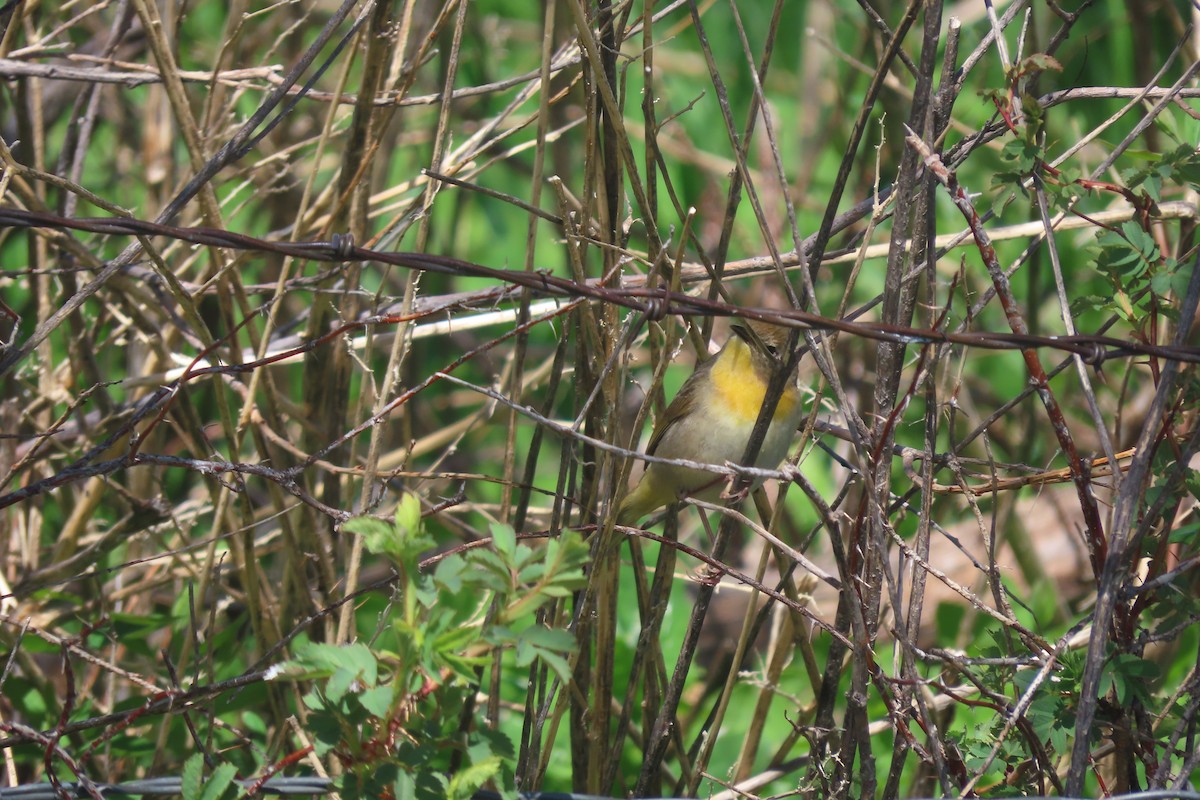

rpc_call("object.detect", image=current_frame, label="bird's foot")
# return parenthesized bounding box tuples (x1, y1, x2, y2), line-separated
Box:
(718, 480, 752, 506)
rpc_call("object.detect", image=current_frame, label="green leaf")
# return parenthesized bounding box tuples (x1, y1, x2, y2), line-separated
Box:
(490, 521, 517, 559)
(198, 763, 238, 800)
(410, 572, 438, 609)
(488, 624, 519, 648)
(1102, 653, 1161, 704)
(1000, 138, 1039, 175)
(1018, 53, 1062, 74)
(342, 517, 397, 556)
(1122, 220, 1158, 259)
(325, 667, 357, 704)
(510, 625, 577, 682)
(989, 185, 1021, 218)
(433, 553, 467, 592)
(358, 684, 394, 718)
(1171, 260, 1195, 296)
(1113, 290, 1137, 321)
(436, 623, 482, 662)
(979, 87, 1007, 105)
(182, 754, 204, 800)
(1187, 471, 1200, 503)
(531, 648, 573, 683)
(510, 545, 538, 571)
(519, 626, 577, 652)
(338, 643, 379, 683)
(471, 727, 516, 761)
(1151, 270, 1174, 296)
(516, 561, 547, 584)
(446, 756, 504, 800)
(345, 503, 434, 564)
(466, 550, 513, 591)
(394, 492, 423, 538)
(393, 772, 417, 800)
(1070, 295, 1107, 316)
(305, 704, 345, 754)
(278, 642, 378, 685)
(440, 651, 493, 677)
(1025, 693, 1057, 741)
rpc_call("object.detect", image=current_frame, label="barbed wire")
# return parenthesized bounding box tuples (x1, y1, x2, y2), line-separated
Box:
(0, 778, 606, 799)
(0, 776, 330, 798)
(3, 777, 1200, 800)
(1, 208, 1198, 370)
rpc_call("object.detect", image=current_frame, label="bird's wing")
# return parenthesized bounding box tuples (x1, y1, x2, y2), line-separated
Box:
(645, 356, 714, 456)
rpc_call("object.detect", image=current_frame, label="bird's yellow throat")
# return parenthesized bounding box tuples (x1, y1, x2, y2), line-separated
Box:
(710, 338, 799, 424)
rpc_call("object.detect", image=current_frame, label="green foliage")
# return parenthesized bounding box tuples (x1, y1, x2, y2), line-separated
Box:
(1121, 144, 1200, 203)
(1099, 652, 1160, 707)
(271, 493, 587, 799)
(987, 52, 1069, 219)
(1069, 143, 1200, 326)
(181, 754, 240, 800)
(1082, 217, 1194, 326)
(1145, 577, 1199, 636)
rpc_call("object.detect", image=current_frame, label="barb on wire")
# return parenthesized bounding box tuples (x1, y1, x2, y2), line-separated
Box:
(1, 208, 1197, 366)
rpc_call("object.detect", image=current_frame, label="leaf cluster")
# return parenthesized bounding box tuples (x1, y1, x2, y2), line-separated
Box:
(262, 495, 588, 799)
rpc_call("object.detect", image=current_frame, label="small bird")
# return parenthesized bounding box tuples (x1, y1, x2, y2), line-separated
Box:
(618, 319, 806, 524)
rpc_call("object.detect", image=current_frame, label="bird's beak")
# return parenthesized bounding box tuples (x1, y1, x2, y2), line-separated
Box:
(731, 321, 754, 345)
(731, 321, 779, 363)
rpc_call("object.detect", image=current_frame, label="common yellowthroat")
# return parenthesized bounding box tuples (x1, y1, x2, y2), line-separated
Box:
(618, 320, 805, 523)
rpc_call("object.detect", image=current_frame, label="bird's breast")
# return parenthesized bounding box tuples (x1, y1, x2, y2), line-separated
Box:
(710, 342, 799, 424)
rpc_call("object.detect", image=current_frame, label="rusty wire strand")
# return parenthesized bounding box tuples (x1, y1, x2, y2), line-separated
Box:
(1, 208, 1197, 368)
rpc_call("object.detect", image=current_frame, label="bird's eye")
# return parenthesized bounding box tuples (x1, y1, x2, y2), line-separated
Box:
(765, 345, 778, 357)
